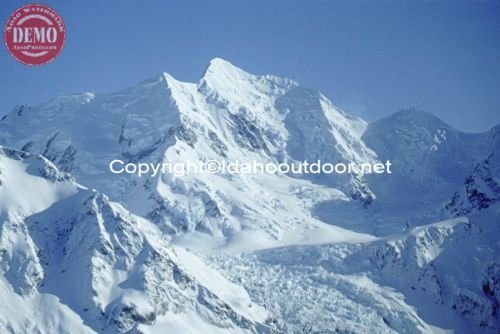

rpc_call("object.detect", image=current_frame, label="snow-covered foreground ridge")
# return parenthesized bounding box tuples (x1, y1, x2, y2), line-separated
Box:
(0, 147, 273, 334)
(0, 58, 499, 333)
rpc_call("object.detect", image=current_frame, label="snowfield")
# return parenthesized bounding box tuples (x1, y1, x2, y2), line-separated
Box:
(0, 59, 498, 333)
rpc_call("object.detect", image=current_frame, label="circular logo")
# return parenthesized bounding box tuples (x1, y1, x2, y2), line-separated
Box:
(4, 4, 66, 66)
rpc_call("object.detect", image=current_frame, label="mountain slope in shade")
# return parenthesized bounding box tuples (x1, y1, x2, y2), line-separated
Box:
(0, 147, 274, 334)
(445, 125, 500, 216)
(314, 108, 499, 235)
(363, 108, 489, 208)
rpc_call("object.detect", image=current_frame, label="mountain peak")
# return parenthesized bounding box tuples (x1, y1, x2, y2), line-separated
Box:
(392, 108, 443, 120)
(201, 57, 252, 82)
(207, 57, 240, 70)
(378, 108, 453, 131)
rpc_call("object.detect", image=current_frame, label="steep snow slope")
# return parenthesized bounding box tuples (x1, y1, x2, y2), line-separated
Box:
(0, 147, 273, 334)
(446, 125, 500, 216)
(0, 147, 79, 295)
(0, 147, 92, 333)
(363, 213, 500, 331)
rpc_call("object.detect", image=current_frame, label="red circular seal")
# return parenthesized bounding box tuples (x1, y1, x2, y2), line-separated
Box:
(4, 4, 66, 66)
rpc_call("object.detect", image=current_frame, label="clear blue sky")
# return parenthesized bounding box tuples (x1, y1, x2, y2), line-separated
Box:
(1, 1, 499, 132)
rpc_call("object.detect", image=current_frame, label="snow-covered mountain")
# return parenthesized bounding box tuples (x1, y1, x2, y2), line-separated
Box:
(364, 109, 490, 213)
(0, 58, 377, 248)
(0, 147, 273, 334)
(1, 58, 499, 333)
